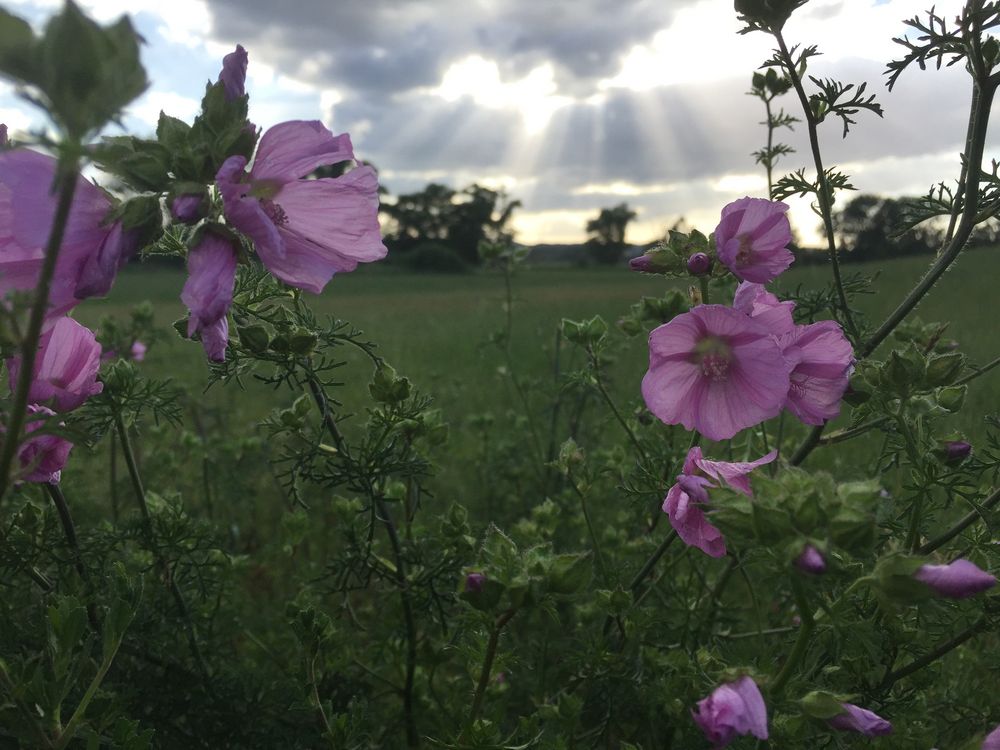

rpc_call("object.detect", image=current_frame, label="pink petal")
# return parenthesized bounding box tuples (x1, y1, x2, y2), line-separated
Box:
(696, 450, 777, 496)
(251, 121, 354, 183)
(662, 485, 727, 557)
(217, 155, 286, 261)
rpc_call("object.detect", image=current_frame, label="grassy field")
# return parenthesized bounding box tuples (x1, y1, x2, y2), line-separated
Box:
(74, 248, 1000, 498)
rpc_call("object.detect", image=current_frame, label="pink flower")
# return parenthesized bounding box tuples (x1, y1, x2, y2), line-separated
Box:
(219, 45, 248, 101)
(715, 197, 794, 283)
(130, 341, 147, 362)
(913, 559, 996, 599)
(7, 317, 103, 412)
(827, 703, 892, 737)
(983, 724, 1000, 750)
(663, 446, 776, 557)
(693, 676, 768, 747)
(0, 149, 134, 317)
(795, 544, 827, 574)
(732, 282, 795, 336)
(779, 321, 853, 425)
(641, 305, 792, 441)
(15, 405, 73, 484)
(216, 121, 387, 294)
(180, 232, 238, 362)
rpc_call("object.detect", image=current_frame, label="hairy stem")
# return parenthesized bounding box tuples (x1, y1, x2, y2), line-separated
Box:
(774, 30, 859, 342)
(466, 608, 517, 732)
(45, 484, 100, 631)
(114, 414, 211, 683)
(880, 616, 988, 690)
(769, 577, 814, 698)
(919, 485, 1000, 554)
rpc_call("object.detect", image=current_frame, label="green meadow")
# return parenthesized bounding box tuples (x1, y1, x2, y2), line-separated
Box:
(73, 248, 999, 506)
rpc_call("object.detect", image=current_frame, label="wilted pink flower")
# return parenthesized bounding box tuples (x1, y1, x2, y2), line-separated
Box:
(795, 544, 827, 575)
(641, 305, 792, 441)
(180, 233, 238, 362)
(779, 321, 854, 425)
(687, 252, 712, 276)
(732, 282, 795, 336)
(715, 197, 794, 283)
(693, 676, 768, 747)
(7, 317, 103, 412)
(983, 724, 1000, 750)
(15, 405, 73, 483)
(0, 149, 134, 317)
(662, 446, 776, 557)
(913, 559, 996, 599)
(219, 45, 248, 101)
(827, 703, 892, 737)
(216, 121, 387, 294)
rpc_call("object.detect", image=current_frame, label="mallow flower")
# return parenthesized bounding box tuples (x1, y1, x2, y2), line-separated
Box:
(913, 559, 996, 599)
(180, 232, 239, 363)
(714, 197, 794, 283)
(216, 120, 387, 294)
(15, 405, 73, 484)
(692, 676, 769, 747)
(734, 283, 854, 425)
(641, 305, 792, 441)
(7, 316, 103, 412)
(983, 724, 1000, 750)
(0, 148, 136, 317)
(827, 703, 892, 737)
(662, 446, 776, 557)
(795, 544, 827, 575)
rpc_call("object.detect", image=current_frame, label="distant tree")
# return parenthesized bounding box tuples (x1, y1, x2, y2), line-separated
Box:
(586, 202, 637, 264)
(381, 182, 520, 264)
(831, 194, 943, 262)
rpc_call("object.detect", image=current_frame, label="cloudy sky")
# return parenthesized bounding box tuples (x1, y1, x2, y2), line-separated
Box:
(0, 0, 983, 245)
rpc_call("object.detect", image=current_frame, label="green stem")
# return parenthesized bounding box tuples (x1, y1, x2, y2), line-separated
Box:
(466, 608, 517, 733)
(0, 659, 54, 748)
(880, 616, 988, 690)
(53, 637, 124, 750)
(919, 485, 1000, 554)
(572, 480, 609, 586)
(114, 414, 211, 683)
(774, 30, 859, 343)
(0, 152, 80, 502)
(769, 577, 814, 698)
(45, 484, 100, 632)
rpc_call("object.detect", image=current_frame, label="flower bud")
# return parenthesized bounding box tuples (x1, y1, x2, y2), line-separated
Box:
(941, 440, 972, 465)
(629, 255, 654, 273)
(913, 559, 996, 599)
(464, 572, 486, 593)
(171, 194, 207, 224)
(795, 544, 826, 575)
(686, 252, 712, 276)
(827, 703, 892, 737)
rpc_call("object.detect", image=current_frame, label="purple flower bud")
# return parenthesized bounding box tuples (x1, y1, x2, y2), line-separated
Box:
(828, 703, 892, 737)
(465, 572, 486, 593)
(218, 45, 248, 101)
(181, 233, 238, 363)
(629, 255, 654, 273)
(130, 341, 147, 362)
(914, 559, 996, 599)
(171, 194, 206, 224)
(983, 723, 1000, 750)
(692, 676, 768, 746)
(944, 440, 972, 464)
(687, 251, 712, 276)
(795, 544, 826, 575)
